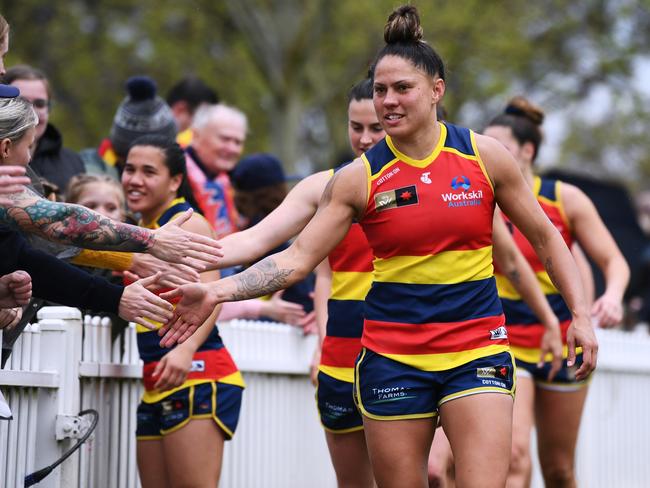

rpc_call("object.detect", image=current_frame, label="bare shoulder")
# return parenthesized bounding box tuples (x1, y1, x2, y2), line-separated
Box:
(173, 211, 214, 238)
(321, 158, 366, 205)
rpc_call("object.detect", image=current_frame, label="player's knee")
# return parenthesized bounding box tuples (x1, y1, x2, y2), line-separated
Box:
(509, 436, 531, 475)
(542, 462, 575, 488)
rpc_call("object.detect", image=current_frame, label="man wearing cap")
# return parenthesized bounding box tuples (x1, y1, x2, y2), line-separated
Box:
(185, 103, 247, 239)
(80, 76, 177, 179)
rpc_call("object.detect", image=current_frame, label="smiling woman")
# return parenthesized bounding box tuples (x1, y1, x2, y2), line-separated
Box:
(122, 135, 244, 488)
(160, 5, 597, 488)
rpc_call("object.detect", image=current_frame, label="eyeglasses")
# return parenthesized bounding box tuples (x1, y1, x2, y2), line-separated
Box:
(29, 98, 51, 111)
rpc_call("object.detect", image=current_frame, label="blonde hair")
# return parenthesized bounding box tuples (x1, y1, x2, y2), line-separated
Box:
(0, 97, 38, 142)
(0, 14, 8, 41)
(66, 174, 126, 210)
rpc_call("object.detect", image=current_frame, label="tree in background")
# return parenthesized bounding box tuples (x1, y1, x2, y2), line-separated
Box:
(4, 0, 650, 184)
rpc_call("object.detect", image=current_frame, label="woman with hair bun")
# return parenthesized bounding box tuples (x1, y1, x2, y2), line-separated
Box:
(163, 6, 598, 487)
(485, 97, 629, 488)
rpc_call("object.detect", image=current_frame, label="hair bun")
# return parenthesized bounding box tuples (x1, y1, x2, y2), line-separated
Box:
(384, 5, 424, 44)
(126, 76, 157, 101)
(505, 96, 545, 126)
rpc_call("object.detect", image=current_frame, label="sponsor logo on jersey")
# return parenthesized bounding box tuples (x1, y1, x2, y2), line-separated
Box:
(420, 171, 432, 184)
(375, 185, 419, 212)
(489, 326, 508, 340)
(441, 175, 483, 208)
(376, 167, 401, 186)
(190, 360, 206, 372)
(476, 365, 511, 381)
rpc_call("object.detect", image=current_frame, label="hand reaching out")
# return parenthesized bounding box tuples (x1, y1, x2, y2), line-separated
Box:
(149, 209, 223, 270)
(159, 283, 218, 347)
(119, 272, 174, 328)
(129, 253, 201, 288)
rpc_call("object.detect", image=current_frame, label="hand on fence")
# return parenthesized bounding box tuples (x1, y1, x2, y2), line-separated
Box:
(0, 270, 32, 308)
(259, 290, 306, 326)
(149, 209, 223, 270)
(159, 283, 216, 347)
(591, 293, 623, 328)
(119, 272, 174, 328)
(566, 315, 598, 381)
(129, 254, 201, 288)
(538, 321, 563, 381)
(0, 307, 22, 330)
(152, 348, 193, 391)
(0, 165, 30, 206)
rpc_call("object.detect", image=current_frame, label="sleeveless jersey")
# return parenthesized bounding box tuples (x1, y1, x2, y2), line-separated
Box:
(135, 197, 244, 403)
(495, 177, 574, 363)
(319, 165, 374, 383)
(360, 122, 507, 371)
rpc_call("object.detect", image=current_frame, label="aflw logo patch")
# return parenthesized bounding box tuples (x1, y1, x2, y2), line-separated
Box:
(375, 185, 419, 212)
(476, 365, 511, 380)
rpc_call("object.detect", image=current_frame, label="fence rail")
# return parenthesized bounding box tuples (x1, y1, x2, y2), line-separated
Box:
(1, 307, 649, 487)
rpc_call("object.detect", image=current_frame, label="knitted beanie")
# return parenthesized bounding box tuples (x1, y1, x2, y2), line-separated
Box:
(109, 76, 177, 157)
(231, 153, 286, 191)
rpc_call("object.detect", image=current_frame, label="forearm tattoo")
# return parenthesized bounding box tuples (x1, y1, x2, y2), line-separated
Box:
(544, 257, 563, 294)
(1, 188, 154, 251)
(231, 257, 294, 301)
(507, 268, 521, 286)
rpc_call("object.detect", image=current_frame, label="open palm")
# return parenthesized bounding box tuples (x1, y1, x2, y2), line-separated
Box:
(159, 283, 216, 347)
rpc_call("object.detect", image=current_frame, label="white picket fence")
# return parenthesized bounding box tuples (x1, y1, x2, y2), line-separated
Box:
(0, 307, 334, 488)
(1, 307, 650, 487)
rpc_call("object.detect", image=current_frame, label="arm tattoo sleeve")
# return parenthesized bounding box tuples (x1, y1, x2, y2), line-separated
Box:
(2, 188, 154, 252)
(231, 257, 295, 301)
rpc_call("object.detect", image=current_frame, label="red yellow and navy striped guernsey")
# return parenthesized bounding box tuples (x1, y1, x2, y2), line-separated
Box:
(495, 177, 574, 363)
(359, 122, 508, 371)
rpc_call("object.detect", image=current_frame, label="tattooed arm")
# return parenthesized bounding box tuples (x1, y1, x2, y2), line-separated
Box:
(0, 187, 223, 268)
(158, 161, 367, 347)
(477, 134, 596, 380)
(1, 187, 153, 251)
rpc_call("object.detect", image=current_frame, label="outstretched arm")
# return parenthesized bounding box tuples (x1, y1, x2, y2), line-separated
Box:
(0, 187, 222, 268)
(479, 134, 597, 380)
(159, 162, 367, 346)
(216, 171, 330, 268)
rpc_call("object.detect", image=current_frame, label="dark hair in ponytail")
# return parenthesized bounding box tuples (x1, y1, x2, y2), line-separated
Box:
(487, 96, 545, 161)
(128, 135, 202, 213)
(348, 78, 374, 103)
(370, 5, 445, 82)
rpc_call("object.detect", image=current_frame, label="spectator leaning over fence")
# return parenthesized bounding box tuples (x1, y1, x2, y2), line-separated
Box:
(166, 75, 219, 148)
(80, 76, 177, 180)
(185, 103, 246, 241)
(159, 6, 597, 487)
(121, 135, 244, 488)
(3, 65, 86, 195)
(167, 77, 563, 487)
(484, 96, 630, 488)
(0, 96, 222, 270)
